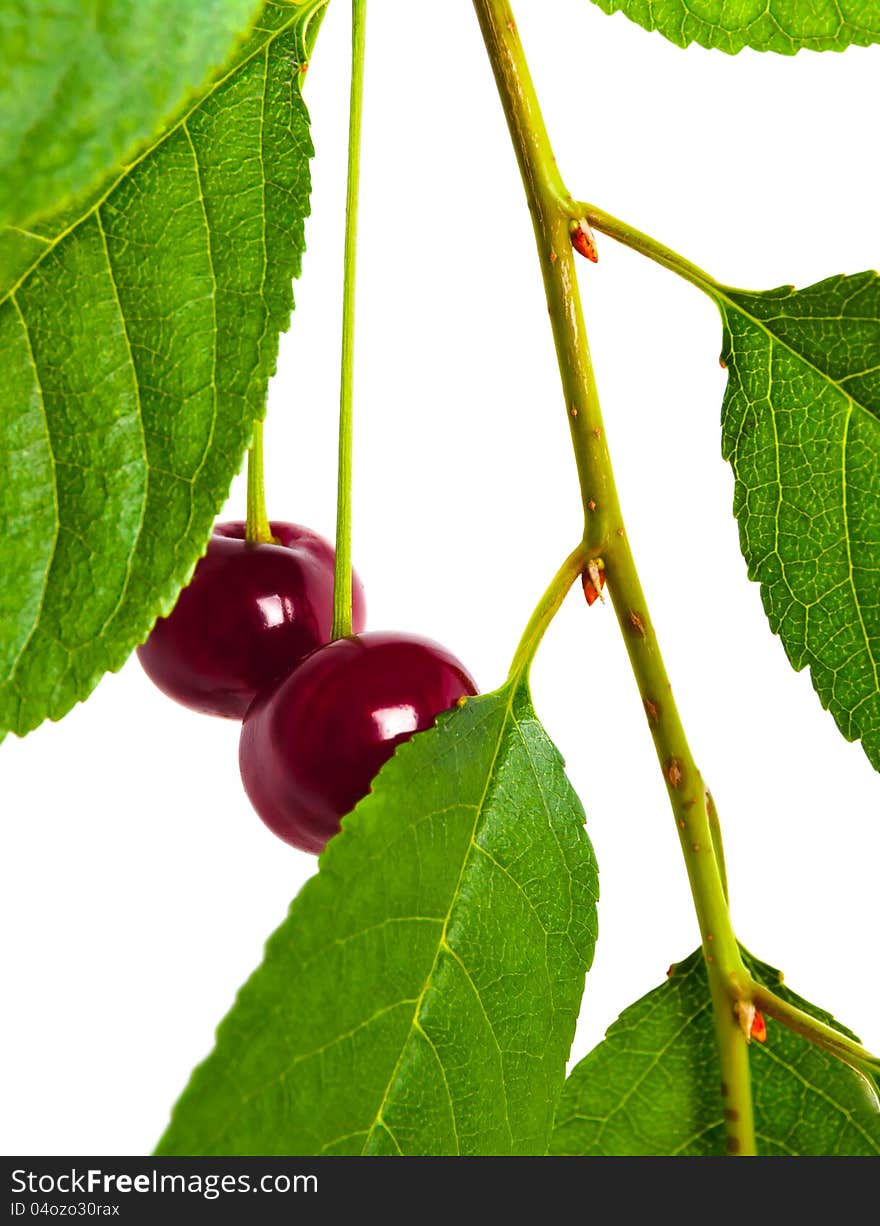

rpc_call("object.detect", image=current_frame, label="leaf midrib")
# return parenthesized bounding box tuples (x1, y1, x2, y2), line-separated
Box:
(840, 406, 880, 696)
(1, 0, 324, 704)
(5, 296, 57, 687)
(89, 209, 149, 644)
(717, 283, 879, 431)
(175, 690, 521, 1156)
(362, 685, 519, 1154)
(0, 0, 327, 312)
(603, 0, 880, 51)
(721, 289, 880, 697)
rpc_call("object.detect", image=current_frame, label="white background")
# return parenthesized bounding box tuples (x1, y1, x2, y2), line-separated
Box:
(2, 0, 879, 1155)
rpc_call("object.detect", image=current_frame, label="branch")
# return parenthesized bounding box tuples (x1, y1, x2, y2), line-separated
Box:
(472, 0, 757, 1156)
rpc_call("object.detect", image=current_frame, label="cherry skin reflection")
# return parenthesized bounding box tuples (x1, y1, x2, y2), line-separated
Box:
(137, 521, 366, 719)
(239, 631, 478, 852)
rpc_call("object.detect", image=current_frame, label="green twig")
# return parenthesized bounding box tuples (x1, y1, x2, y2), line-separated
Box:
(580, 202, 718, 296)
(750, 980, 880, 1085)
(507, 545, 586, 684)
(332, 0, 367, 640)
(245, 418, 275, 544)
(472, 0, 757, 1155)
(581, 202, 880, 1080)
(706, 790, 729, 903)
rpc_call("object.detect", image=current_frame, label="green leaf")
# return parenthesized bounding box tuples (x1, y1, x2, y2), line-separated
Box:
(0, 1, 266, 229)
(0, 0, 327, 738)
(588, 0, 880, 54)
(550, 948, 880, 1156)
(157, 684, 599, 1156)
(717, 274, 880, 771)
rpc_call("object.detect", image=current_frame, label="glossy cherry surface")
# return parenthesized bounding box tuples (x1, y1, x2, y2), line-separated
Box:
(239, 631, 478, 852)
(137, 520, 366, 719)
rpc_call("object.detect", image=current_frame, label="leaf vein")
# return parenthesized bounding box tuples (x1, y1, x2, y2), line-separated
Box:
(360, 690, 518, 1153)
(4, 293, 59, 687)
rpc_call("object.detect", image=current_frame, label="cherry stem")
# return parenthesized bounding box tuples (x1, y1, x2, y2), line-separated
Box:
(246, 418, 275, 545)
(332, 0, 367, 641)
(473, 0, 758, 1155)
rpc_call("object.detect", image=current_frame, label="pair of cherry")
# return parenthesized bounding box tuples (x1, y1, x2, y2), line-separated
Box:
(137, 522, 477, 853)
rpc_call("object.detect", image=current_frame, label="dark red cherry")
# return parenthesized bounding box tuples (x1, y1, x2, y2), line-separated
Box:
(214, 521, 366, 643)
(137, 521, 366, 719)
(239, 631, 478, 853)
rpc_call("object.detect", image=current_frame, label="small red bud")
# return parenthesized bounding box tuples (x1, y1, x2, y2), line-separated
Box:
(582, 561, 606, 607)
(751, 1010, 767, 1043)
(570, 219, 598, 263)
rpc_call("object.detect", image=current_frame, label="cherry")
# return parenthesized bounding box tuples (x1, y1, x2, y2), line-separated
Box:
(239, 631, 478, 852)
(137, 521, 366, 719)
